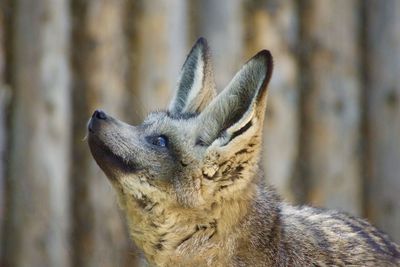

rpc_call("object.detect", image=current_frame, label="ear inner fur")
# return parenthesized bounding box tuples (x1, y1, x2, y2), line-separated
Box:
(197, 49, 273, 146)
(169, 37, 216, 114)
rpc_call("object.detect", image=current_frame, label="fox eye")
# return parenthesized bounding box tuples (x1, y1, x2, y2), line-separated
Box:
(147, 135, 168, 148)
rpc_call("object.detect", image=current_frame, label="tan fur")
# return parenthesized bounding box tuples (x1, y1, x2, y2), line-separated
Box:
(88, 38, 400, 266)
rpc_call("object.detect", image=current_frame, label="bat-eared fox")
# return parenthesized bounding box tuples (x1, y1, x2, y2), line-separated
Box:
(88, 38, 400, 266)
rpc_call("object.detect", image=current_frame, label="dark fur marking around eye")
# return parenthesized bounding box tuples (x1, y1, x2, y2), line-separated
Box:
(227, 120, 253, 143)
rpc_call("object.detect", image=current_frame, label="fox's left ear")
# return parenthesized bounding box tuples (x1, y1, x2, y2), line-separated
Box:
(169, 38, 216, 114)
(197, 50, 273, 147)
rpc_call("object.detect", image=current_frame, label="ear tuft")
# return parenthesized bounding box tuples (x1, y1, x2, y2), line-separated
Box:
(169, 38, 216, 115)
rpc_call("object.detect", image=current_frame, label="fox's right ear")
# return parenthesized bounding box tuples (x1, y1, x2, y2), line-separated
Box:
(168, 38, 216, 114)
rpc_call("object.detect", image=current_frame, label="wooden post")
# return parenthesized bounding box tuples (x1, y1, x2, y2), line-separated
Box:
(126, 0, 188, 120)
(3, 0, 71, 266)
(0, 3, 8, 262)
(190, 0, 244, 89)
(365, 0, 400, 242)
(244, 0, 299, 202)
(298, 0, 362, 215)
(71, 0, 137, 266)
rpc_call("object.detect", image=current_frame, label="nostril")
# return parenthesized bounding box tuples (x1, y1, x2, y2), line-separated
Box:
(97, 110, 107, 120)
(93, 110, 107, 120)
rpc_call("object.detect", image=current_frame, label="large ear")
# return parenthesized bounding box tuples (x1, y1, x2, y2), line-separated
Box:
(169, 38, 216, 114)
(196, 50, 273, 147)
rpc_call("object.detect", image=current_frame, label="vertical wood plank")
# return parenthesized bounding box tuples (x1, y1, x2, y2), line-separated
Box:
(71, 0, 137, 266)
(191, 0, 244, 89)
(0, 3, 7, 262)
(126, 0, 188, 119)
(365, 0, 400, 242)
(299, 0, 362, 215)
(3, 0, 71, 266)
(244, 0, 299, 202)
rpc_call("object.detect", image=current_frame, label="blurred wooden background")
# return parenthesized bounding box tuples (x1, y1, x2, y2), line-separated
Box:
(0, 0, 399, 266)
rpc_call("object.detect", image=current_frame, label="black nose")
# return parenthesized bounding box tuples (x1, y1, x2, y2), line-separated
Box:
(92, 110, 107, 120)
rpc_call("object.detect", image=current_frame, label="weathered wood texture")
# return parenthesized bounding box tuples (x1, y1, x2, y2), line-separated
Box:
(126, 0, 188, 120)
(2, 0, 71, 266)
(298, 0, 362, 215)
(0, 3, 7, 261)
(70, 0, 137, 266)
(191, 0, 244, 89)
(365, 0, 400, 242)
(244, 0, 299, 202)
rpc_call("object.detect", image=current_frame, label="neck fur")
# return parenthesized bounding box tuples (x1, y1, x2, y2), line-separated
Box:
(121, 174, 280, 266)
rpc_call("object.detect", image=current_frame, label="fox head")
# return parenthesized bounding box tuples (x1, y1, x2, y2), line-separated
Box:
(88, 38, 273, 257)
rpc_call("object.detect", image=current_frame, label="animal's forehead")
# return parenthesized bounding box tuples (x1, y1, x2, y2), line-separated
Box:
(143, 111, 199, 132)
(145, 110, 199, 121)
(143, 111, 167, 124)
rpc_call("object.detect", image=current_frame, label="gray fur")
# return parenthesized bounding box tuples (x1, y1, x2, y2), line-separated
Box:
(197, 50, 272, 146)
(169, 37, 216, 115)
(88, 39, 400, 267)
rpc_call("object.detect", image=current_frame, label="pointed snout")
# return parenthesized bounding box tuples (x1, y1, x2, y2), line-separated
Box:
(88, 109, 128, 136)
(87, 109, 142, 177)
(92, 109, 107, 120)
(88, 109, 108, 133)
